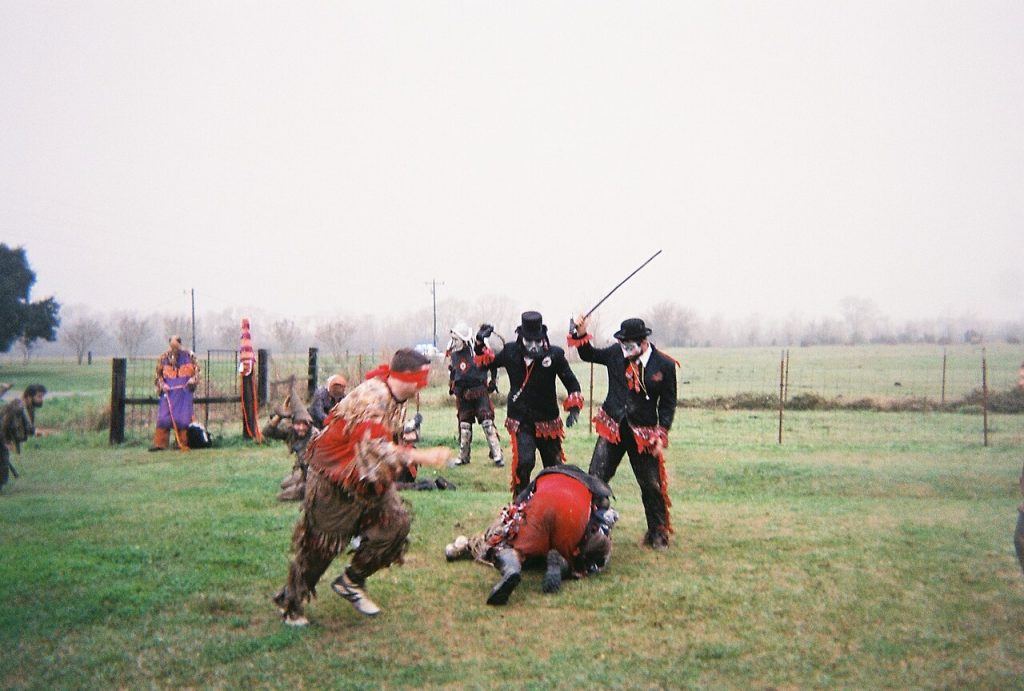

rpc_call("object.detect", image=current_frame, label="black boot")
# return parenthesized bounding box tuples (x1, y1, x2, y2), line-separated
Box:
(542, 549, 569, 594)
(486, 548, 522, 606)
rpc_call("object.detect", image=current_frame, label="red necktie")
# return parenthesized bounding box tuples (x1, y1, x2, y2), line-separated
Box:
(626, 362, 642, 393)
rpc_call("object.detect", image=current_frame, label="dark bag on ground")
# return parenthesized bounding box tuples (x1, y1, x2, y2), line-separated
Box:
(187, 422, 213, 449)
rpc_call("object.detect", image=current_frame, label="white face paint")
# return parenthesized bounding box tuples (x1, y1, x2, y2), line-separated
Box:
(618, 339, 642, 360)
(523, 338, 545, 356)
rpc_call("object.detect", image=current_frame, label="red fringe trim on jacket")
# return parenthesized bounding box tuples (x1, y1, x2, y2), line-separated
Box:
(474, 347, 496, 367)
(631, 425, 669, 454)
(594, 408, 620, 444)
(657, 451, 673, 533)
(535, 418, 565, 440)
(506, 419, 520, 494)
(562, 391, 584, 411)
(566, 332, 592, 348)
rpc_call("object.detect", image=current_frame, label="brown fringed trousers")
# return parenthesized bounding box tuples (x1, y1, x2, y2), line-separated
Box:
(277, 469, 411, 617)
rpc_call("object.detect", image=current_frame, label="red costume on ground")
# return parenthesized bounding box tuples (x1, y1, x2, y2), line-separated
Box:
(510, 472, 592, 561)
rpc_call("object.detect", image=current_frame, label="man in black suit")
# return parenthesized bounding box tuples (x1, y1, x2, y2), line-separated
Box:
(476, 311, 584, 497)
(568, 316, 678, 549)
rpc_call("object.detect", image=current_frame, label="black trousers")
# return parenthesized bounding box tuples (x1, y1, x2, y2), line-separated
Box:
(510, 425, 564, 497)
(588, 426, 669, 541)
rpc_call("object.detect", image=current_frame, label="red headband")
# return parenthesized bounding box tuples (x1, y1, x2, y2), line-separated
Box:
(365, 364, 430, 389)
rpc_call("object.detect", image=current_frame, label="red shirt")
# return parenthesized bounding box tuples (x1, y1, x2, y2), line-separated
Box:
(510, 472, 592, 559)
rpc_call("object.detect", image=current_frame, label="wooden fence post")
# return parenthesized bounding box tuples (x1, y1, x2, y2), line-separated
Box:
(778, 350, 786, 445)
(257, 348, 269, 404)
(941, 348, 947, 406)
(307, 347, 319, 400)
(784, 349, 790, 401)
(110, 358, 127, 445)
(982, 348, 989, 447)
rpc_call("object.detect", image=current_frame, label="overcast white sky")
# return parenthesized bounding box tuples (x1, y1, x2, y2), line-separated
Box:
(3, 2, 1022, 333)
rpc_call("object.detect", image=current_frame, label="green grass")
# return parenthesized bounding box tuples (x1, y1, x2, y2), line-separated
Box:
(2, 404, 1023, 689)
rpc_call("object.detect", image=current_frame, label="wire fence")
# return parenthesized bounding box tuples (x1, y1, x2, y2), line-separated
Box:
(122, 349, 244, 442)
(111, 343, 1023, 447)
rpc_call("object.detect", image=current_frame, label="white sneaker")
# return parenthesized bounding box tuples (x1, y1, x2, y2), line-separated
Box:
(331, 573, 381, 617)
(284, 612, 309, 627)
(445, 535, 470, 561)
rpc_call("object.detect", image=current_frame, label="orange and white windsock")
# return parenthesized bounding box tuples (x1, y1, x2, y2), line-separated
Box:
(239, 318, 255, 377)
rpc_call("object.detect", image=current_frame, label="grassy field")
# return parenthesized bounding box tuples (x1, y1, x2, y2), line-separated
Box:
(2, 351, 1023, 688)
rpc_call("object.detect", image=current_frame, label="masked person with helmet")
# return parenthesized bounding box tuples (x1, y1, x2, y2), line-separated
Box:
(272, 348, 455, 625)
(263, 379, 318, 502)
(446, 322, 503, 467)
(443, 464, 618, 606)
(568, 316, 678, 550)
(475, 311, 584, 498)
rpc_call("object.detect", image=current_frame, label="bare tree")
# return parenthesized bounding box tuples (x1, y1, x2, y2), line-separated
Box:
(469, 294, 518, 342)
(114, 313, 149, 358)
(643, 301, 697, 347)
(315, 319, 355, 363)
(840, 296, 881, 345)
(63, 317, 105, 364)
(271, 319, 301, 355)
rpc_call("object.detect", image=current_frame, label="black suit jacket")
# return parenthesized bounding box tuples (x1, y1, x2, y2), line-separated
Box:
(576, 340, 677, 430)
(483, 341, 581, 424)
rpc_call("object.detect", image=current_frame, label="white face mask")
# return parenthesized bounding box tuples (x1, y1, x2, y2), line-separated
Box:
(618, 339, 642, 360)
(523, 338, 545, 356)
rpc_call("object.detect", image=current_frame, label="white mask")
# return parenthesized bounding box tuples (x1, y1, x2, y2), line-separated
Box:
(523, 338, 545, 356)
(618, 340, 642, 360)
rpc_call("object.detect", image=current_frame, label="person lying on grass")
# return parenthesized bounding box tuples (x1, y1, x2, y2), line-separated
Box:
(444, 464, 618, 605)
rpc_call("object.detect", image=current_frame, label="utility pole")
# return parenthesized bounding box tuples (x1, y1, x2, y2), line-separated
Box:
(190, 288, 197, 353)
(425, 279, 444, 347)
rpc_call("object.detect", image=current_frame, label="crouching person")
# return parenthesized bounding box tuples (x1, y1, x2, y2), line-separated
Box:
(263, 381, 317, 502)
(445, 464, 618, 605)
(272, 349, 455, 625)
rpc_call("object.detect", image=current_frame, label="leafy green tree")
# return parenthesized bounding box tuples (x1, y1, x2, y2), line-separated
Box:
(0, 244, 61, 353)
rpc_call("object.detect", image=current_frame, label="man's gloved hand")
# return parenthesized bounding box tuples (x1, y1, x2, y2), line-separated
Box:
(566, 408, 580, 428)
(569, 315, 588, 339)
(448, 382, 455, 396)
(476, 323, 494, 342)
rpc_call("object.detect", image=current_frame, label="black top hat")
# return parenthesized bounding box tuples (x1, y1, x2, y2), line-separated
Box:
(614, 318, 652, 341)
(516, 311, 548, 341)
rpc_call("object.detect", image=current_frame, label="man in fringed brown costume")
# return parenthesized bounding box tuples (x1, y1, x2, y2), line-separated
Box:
(272, 349, 454, 625)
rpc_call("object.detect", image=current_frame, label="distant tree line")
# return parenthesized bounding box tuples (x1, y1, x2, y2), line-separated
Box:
(5, 294, 1021, 365)
(7, 242, 1018, 366)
